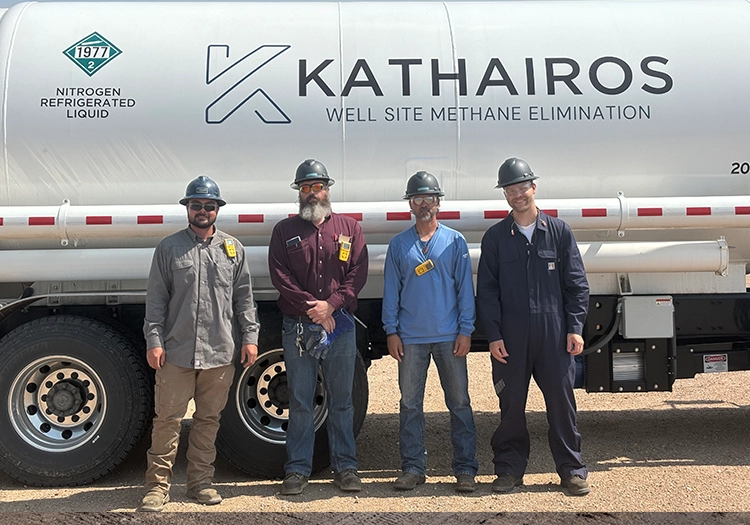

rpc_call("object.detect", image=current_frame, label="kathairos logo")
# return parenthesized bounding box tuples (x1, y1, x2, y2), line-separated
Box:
(205, 44, 291, 124)
(63, 32, 122, 77)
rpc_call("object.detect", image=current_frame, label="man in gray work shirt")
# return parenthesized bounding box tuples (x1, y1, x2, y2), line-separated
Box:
(140, 176, 260, 512)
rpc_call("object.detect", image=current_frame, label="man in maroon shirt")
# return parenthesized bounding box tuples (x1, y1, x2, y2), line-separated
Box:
(268, 159, 368, 495)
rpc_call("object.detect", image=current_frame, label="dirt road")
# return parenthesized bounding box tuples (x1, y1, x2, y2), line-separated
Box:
(1, 354, 749, 519)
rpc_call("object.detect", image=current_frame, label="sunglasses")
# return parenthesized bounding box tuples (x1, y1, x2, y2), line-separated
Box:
(188, 202, 218, 212)
(410, 195, 437, 205)
(299, 182, 328, 194)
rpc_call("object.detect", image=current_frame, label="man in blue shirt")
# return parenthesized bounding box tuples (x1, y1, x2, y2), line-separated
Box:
(382, 171, 478, 492)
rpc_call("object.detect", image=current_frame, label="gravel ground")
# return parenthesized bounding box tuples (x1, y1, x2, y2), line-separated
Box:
(1, 353, 749, 517)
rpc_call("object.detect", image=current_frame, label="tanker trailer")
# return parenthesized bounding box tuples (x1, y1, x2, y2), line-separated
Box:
(0, 0, 749, 486)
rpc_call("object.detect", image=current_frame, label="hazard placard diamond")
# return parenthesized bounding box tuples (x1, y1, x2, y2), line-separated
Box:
(63, 32, 122, 77)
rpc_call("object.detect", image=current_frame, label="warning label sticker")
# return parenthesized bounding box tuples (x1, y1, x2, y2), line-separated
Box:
(703, 354, 728, 374)
(63, 32, 122, 77)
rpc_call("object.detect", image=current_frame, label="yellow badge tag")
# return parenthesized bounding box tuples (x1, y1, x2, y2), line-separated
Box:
(415, 259, 434, 276)
(224, 238, 237, 258)
(339, 235, 351, 262)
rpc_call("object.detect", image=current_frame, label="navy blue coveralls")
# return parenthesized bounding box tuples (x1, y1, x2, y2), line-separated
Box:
(476, 210, 589, 480)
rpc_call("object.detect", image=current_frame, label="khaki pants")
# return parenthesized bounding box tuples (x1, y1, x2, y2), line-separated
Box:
(145, 361, 234, 493)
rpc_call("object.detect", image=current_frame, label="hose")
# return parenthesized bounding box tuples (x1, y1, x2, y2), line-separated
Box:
(581, 298, 623, 356)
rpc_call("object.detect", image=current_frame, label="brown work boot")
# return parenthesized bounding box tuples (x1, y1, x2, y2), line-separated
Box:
(393, 471, 426, 490)
(561, 475, 591, 496)
(491, 473, 523, 493)
(281, 472, 309, 495)
(187, 484, 222, 505)
(333, 469, 362, 492)
(455, 474, 476, 493)
(139, 490, 169, 512)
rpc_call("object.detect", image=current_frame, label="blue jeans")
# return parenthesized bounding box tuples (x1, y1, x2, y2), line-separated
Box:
(282, 316, 358, 476)
(399, 341, 478, 477)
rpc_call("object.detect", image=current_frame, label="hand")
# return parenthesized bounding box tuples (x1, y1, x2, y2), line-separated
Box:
(387, 334, 404, 362)
(489, 340, 509, 364)
(567, 333, 584, 355)
(320, 316, 336, 334)
(147, 346, 166, 370)
(305, 300, 334, 324)
(241, 344, 258, 368)
(453, 334, 471, 357)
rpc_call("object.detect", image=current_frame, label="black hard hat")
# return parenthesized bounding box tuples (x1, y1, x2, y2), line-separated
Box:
(179, 175, 226, 206)
(496, 157, 539, 189)
(403, 171, 445, 199)
(292, 159, 335, 189)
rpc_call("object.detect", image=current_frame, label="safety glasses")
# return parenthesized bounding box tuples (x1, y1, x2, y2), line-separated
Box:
(299, 182, 328, 194)
(503, 183, 533, 197)
(410, 195, 437, 206)
(188, 202, 218, 212)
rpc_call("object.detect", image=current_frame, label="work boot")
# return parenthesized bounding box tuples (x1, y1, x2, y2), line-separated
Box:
(491, 473, 523, 493)
(281, 472, 309, 495)
(455, 474, 476, 493)
(333, 469, 362, 492)
(561, 475, 591, 496)
(393, 471, 426, 490)
(187, 484, 222, 505)
(139, 490, 169, 512)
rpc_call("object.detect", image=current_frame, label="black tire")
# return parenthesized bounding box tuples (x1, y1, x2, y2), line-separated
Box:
(217, 347, 369, 478)
(0, 315, 151, 486)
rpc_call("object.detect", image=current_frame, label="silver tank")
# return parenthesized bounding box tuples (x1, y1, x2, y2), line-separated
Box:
(0, 1, 748, 204)
(0, 0, 748, 257)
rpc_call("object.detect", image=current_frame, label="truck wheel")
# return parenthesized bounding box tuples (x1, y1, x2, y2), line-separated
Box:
(0, 316, 151, 486)
(217, 347, 369, 478)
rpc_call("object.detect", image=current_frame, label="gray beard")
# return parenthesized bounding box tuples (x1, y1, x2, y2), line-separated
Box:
(299, 200, 332, 223)
(413, 208, 439, 222)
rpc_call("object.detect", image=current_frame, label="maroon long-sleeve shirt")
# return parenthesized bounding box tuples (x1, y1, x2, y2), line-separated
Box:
(268, 213, 368, 318)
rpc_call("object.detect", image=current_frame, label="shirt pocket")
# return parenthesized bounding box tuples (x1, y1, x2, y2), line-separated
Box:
(215, 262, 235, 289)
(287, 239, 311, 272)
(327, 235, 347, 265)
(537, 248, 559, 273)
(170, 258, 196, 287)
(535, 248, 561, 313)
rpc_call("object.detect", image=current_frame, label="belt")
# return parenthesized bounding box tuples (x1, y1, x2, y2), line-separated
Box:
(284, 315, 314, 325)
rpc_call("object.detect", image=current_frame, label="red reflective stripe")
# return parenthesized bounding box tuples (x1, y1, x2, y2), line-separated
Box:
(86, 216, 112, 225)
(387, 212, 412, 220)
(341, 212, 363, 221)
(137, 215, 163, 224)
(29, 217, 55, 226)
(686, 207, 711, 216)
(735, 206, 750, 215)
(582, 208, 607, 217)
(638, 208, 662, 216)
(238, 214, 264, 223)
(541, 209, 558, 217)
(0, 218, 3, 226)
(484, 210, 509, 219)
(437, 211, 460, 220)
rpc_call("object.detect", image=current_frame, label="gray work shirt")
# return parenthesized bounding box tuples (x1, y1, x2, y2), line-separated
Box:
(143, 227, 259, 369)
